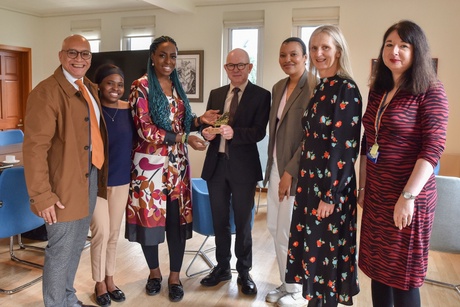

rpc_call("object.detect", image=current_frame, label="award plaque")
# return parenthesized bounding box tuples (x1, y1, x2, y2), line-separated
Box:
(208, 112, 229, 134)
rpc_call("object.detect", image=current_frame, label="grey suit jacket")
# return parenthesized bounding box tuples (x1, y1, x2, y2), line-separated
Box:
(264, 70, 311, 196)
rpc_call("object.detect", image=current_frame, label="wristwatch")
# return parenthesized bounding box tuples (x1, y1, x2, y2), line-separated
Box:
(401, 191, 417, 200)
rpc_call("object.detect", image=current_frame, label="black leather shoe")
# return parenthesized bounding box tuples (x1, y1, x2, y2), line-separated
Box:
(94, 287, 111, 307)
(200, 266, 232, 287)
(108, 287, 125, 302)
(168, 282, 184, 302)
(237, 274, 257, 295)
(146, 276, 162, 296)
(77, 301, 98, 307)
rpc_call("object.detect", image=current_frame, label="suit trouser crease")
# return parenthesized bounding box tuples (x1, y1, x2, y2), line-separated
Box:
(267, 160, 302, 293)
(90, 184, 129, 282)
(206, 156, 255, 274)
(43, 166, 98, 307)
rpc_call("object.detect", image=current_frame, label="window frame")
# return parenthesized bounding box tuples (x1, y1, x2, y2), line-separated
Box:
(222, 25, 263, 86)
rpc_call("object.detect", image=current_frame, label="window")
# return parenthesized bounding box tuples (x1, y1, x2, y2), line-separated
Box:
(121, 16, 155, 51)
(71, 19, 101, 52)
(223, 10, 264, 85)
(297, 26, 318, 47)
(292, 6, 340, 52)
(88, 40, 101, 53)
(123, 36, 153, 51)
(227, 28, 260, 84)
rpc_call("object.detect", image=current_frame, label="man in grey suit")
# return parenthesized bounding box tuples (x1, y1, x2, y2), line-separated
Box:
(264, 37, 311, 306)
(24, 34, 108, 307)
(200, 48, 270, 295)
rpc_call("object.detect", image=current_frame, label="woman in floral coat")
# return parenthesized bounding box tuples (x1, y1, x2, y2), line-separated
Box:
(125, 36, 218, 303)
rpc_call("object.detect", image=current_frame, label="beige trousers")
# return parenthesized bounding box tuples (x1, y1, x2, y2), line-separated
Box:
(90, 184, 129, 282)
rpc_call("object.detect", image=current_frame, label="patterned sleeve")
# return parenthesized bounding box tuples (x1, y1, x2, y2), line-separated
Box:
(324, 79, 362, 205)
(418, 81, 449, 167)
(129, 77, 169, 145)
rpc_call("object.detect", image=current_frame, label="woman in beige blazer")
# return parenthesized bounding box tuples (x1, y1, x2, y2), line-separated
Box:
(264, 37, 311, 306)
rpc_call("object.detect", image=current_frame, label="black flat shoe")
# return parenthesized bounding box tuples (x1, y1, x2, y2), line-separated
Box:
(237, 273, 257, 295)
(168, 282, 184, 302)
(200, 266, 232, 287)
(94, 286, 111, 307)
(146, 276, 162, 296)
(108, 287, 125, 302)
(77, 300, 98, 307)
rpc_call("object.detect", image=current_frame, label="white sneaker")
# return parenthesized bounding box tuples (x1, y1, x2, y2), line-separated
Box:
(265, 284, 287, 303)
(277, 292, 308, 307)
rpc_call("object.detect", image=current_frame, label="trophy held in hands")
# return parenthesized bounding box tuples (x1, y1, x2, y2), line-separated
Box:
(208, 112, 229, 134)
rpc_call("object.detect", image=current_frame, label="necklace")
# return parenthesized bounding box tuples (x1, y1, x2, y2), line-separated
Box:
(102, 106, 119, 122)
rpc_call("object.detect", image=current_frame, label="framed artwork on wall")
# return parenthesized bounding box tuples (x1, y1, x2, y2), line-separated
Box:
(177, 50, 204, 102)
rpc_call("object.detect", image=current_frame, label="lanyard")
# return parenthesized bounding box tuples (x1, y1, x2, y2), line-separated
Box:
(373, 91, 391, 144)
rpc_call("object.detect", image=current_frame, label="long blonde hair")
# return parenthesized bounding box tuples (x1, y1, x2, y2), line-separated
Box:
(307, 25, 354, 92)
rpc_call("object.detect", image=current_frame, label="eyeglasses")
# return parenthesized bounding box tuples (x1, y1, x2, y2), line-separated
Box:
(225, 63, 249, 71)
(62, 49, 92, 60)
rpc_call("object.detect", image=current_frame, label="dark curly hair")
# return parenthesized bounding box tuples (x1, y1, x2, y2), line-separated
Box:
(371, 20, 437, 95)
(147, 35, 193, 135)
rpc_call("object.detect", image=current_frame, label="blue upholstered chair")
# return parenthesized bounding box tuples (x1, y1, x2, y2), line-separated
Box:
(0, 129, 24, 146)
(185, 178, 254, 277)
(425, 175, 460, 296)
(0, 167, 45, 294)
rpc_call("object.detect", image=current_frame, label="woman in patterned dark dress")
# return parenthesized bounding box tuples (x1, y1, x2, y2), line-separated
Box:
(358, 20, 449, 307)
(284, 25, 362, 307)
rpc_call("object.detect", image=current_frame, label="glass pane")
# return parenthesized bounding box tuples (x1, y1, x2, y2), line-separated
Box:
(231, 28, 258, 84)
(300, 26, 318, 47)
(88, 40, 100, 53)
(129, 37, 153, 51)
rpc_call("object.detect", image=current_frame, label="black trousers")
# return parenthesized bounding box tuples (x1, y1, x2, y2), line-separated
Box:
(141, 199, 185, 272)
(206, 154, 256, 275)
(371, 279, 421, 307)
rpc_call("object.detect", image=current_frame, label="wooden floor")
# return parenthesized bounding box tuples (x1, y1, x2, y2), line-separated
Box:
(1, 192, 459, 307)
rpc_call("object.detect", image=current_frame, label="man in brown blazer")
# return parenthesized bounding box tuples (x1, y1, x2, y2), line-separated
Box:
(23, 34, 108, 307)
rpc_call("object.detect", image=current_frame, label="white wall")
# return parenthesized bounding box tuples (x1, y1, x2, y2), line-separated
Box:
(1, 0, 458, 177)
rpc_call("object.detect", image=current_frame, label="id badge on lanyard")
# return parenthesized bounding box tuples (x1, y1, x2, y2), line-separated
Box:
(367, 92, 390, 163)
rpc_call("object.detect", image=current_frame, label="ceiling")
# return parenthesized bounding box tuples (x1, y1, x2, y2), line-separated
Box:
(0, 0, 286, 17)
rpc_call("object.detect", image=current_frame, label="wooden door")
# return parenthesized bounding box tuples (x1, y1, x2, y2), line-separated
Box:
(0, 45, 32, 131)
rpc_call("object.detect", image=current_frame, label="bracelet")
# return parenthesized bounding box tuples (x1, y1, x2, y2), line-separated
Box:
(181, 133, 187, 143)
(358, 187, 365, 191)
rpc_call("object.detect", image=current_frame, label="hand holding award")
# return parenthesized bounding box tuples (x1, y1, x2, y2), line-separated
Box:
(208, 112, 230, 134)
